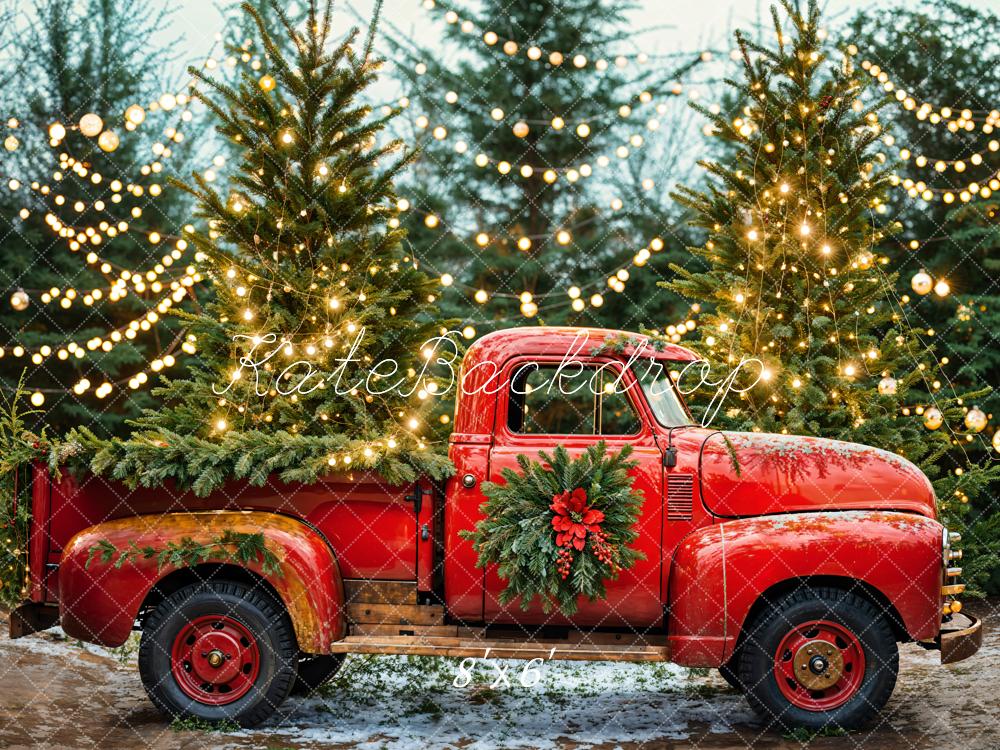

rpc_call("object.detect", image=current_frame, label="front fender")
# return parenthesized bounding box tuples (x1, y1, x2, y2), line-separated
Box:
(59, 511, 345, 653)
(667, 510, 943, 667)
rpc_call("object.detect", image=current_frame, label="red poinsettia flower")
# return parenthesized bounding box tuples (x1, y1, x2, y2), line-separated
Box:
(550, 487, 605, 550)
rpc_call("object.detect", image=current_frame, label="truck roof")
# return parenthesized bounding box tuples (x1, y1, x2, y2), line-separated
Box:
(464, 326, 700, 365)
(452, 327, 700, 438)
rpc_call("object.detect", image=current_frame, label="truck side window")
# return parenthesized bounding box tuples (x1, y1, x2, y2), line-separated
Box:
(507, 365, 640, 435)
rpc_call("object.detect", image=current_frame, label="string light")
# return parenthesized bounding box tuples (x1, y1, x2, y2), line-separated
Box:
(420, 0, 688, 71)
(400, 196, 628, 252)
(417, 218, 696, 329)
(885, 135, 999, 173)
(0, 39, 231, 404)
(849, 47, 1000, 132)
(412, 84, 680, 135)
(409, 107, 664, 180)
(889, 171, 999, 203)
(0, 276, 199, 365)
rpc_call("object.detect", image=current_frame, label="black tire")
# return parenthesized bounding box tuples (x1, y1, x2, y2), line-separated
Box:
(291, 653, 345, 695)
(718, 649, 744, 692)
(138, 580, 297, 727)
(738, 587, 898, 731)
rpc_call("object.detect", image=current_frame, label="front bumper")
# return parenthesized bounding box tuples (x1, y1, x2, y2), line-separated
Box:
(939, 613, 982, 664)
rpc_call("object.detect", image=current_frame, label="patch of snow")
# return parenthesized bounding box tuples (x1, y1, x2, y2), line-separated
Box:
(5, 626, 139, 668)
(10, 629, 755, 747)
(246, 655, 754, 749)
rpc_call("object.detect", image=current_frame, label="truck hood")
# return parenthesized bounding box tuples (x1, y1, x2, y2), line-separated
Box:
(699, 431, 936, 519)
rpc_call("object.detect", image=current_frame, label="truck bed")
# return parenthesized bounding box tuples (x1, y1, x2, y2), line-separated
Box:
(27, 463, 431, 605)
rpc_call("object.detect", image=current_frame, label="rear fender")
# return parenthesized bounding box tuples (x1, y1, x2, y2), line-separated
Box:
(667, 510, 942, 667)
(58, 511, 344, 653)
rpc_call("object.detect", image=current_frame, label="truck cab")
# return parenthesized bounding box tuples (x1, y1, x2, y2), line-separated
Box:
(11, 326, 981, 732)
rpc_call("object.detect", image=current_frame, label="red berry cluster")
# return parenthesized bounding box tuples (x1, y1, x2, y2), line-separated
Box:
(589, 528, 620, 573)
(556, 547, 575, 580)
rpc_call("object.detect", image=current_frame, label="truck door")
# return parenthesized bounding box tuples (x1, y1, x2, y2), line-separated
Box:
(484, 357, 665, 627)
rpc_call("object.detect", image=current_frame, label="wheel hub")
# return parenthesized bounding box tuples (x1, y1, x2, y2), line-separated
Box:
(775, 620, 866, 711)
(170, 615, 261, 705)
(189, 632, 241, 683)
(793, 639, 843, 690)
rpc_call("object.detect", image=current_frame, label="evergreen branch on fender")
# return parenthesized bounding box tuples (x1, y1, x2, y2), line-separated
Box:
(85, 531, 283, 577)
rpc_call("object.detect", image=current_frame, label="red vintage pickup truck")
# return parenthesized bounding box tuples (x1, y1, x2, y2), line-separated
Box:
(10, 326, 981, 731)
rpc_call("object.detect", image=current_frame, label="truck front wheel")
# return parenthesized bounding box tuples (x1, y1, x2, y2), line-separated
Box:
(138, 580, 297, 727)
(738, 587, 898, 731)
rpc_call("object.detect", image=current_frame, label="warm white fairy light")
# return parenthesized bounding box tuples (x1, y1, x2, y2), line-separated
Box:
(1, 273, 198, 365)
(421, 1, 672, 71)
(409, 113, 657, 180)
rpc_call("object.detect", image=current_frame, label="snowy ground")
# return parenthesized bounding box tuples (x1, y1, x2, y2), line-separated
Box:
(1, 605, 998, 749)
(252, 652, 752, 749)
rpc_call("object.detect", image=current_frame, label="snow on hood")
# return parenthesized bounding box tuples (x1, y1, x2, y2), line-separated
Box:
(699, 431, 936, 519)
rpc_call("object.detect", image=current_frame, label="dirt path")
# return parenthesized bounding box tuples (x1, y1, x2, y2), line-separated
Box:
(0, 601, 997, 749)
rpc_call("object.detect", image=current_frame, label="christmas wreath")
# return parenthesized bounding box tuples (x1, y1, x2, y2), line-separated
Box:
(463, 442, 645, 615)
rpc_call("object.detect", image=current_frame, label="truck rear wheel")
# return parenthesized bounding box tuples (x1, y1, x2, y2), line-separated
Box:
(138, 580, 296, 727)
(738, 587, 898, 731)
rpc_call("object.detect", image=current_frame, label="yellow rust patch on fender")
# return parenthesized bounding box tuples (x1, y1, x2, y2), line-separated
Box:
(64, 510, 343, 653)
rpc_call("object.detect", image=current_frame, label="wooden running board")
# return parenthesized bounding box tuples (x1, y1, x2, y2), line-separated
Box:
(337, 580, 668, 661)
(328, 633, 668, 662)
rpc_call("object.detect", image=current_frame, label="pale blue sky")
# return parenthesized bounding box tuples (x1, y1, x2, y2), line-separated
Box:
(155, 0, 999, 100)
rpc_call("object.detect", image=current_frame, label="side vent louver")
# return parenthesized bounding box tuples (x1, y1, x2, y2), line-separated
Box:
(667, 473, 694, 521)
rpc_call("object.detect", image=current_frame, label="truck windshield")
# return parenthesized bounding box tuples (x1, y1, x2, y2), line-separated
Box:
(636, 364, 692, 427)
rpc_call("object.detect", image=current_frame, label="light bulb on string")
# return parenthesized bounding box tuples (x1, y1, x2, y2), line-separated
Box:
(97, 130, 119, 152)
(10, 289, 29, 311)
(125, 105, 145, 125)
(79, 113, 103, 137)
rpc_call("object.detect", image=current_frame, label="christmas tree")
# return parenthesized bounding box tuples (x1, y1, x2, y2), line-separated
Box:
(847, 3, 1000, 443)
(217, 0, 310, 132)
(386, 0, 704, 331)
(848, 3, 1000, 591)
(943, 199, 1000, 440)
(224, 0, 310, 59)
(664, 0, 1000, 582)
(68, 0, 453, 493)
(0, 0, 204, 435)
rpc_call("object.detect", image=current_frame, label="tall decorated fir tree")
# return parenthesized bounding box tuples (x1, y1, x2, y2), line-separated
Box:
(386, 0, 704, 331)
(70, 0, 453, 493)
(848, 5, 1000, 587)
(0, 0, 203, 435)
(664, 0, 1000, 583)
(847, 2, 1000, 449)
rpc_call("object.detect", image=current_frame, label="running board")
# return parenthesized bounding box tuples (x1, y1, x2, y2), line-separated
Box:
(328, 633, 669, 662)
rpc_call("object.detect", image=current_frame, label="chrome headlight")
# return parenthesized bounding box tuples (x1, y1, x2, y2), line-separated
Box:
(941, 527, 965, 615)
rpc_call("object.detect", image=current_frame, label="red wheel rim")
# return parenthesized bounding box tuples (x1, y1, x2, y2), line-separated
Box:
(170, 614, 261, 706)
(774, 619, 866, 711)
